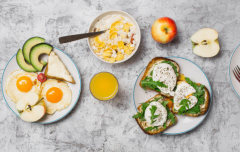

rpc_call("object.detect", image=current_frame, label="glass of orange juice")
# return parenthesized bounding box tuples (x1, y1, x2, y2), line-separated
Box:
(90, 72, 118, 100)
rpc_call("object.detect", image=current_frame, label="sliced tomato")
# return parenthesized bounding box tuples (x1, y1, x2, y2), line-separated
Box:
(37, 73, 47, 82)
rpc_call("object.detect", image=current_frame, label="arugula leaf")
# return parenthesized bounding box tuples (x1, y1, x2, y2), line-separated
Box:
(178, 99, 191, 115)
(161, 60, 179, 77)
(154, 97, 162, 101)
(141, 77, 167, 92)
(150, 70, 153, 76)
(132, 103, 150, 120)
(132, 112, 143, 118)
(161, 100, 169, 108)
(150, 105, 160, 124)
(144, 126, 158, 131)
(170, 98, 174, 103)
(168, 112, 176, 124)
(163, 122, 166, 129)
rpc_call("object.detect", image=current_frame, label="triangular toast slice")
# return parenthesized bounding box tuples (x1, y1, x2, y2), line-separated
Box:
(45, 52, 75, 83)
(134, 94, 177, 135)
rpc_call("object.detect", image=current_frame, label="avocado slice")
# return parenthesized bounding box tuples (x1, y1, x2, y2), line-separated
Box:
(16, 49, 47, 72)
(22, 37, 45, 64)
(30, 43, 53, 71)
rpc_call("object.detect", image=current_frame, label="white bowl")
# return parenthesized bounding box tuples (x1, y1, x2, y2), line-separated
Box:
(87, 10, 141, 64)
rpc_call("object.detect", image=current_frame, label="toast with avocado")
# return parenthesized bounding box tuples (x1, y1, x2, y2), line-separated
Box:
(172, 77, 210, 117)
(140, 57, 180, 97)
(133, 94, 177, 135)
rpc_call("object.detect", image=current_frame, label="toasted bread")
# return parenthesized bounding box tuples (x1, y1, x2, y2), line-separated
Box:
(135, 94, 177, 135)
(139, 57, 180, 97)
(172, 81, 210, 116)
(45, 52, 75, 84)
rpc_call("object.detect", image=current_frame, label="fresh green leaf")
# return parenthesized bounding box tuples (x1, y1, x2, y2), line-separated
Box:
(132, 112, 143, 118)
(161, 100, 169, 108)
(161, 60, 179, 77)
(163, 122, 166, 129)
(132, 102, 150, 120)
(178, 99, 191, 115)
(154, 97, 162, 101)
(150, 70, 153, 76)
(139, 117, 146, 121)
(141, 77, 168, 92)
(168, 112, 176, 124)
(170, 98, 174, 103)
(150, 105, 159, 124)
(144, 126, 158, 131)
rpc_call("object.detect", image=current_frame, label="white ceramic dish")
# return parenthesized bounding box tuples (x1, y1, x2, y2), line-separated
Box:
(133, 56, 212, 135)
(229, 44, 240, 98)
(87, 10, 141, 64)
(1, 47, 81, 124)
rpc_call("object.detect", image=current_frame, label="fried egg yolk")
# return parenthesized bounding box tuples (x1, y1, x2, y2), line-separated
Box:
(16, 76, 33, 92)
(46, 87, 63, 103)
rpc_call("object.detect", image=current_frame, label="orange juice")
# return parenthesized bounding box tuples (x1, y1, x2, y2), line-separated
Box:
(90, 72, 118, 100)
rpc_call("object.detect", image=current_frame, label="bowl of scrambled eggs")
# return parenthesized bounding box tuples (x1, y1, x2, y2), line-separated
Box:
(88, 10, 141, 63)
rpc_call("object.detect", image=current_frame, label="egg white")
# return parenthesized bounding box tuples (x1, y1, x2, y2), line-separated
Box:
(174, 81, 198, 111)
(152, 63, 177, 96)
(40, 79, 72, 115)
(5, 69, 41, 103)
(144, 101, 168, 126)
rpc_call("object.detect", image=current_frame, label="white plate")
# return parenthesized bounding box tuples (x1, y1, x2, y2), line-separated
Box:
(133, 56, 212, 135)
(1, 47, 81, 124)
(87, 10, 141, 64)
(229, 44, 240, 98)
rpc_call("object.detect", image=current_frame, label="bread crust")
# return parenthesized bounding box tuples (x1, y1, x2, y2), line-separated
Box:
(135, 94, 177, 135)
(44, 53, 75, 84)
(172, 81, 210, 116)
(139, 57, 180, 97)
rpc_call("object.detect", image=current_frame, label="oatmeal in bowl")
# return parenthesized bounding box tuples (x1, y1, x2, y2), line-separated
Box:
(88, 11, 141, 63)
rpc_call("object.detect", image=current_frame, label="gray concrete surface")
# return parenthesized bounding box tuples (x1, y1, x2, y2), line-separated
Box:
(0, 0, 240, 151)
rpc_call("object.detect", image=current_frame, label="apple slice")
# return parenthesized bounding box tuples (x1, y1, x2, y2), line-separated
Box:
(191, 28, 220, 57)
(16, 92, 46, 122)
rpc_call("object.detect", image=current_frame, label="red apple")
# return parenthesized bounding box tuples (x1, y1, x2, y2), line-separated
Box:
(151, 17, 177, 44)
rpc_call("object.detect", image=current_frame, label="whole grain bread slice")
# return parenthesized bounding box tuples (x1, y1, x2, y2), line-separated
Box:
(135, 94, 177, 135)
(139, 57, 180, 97)
(172, 81, 210, 116)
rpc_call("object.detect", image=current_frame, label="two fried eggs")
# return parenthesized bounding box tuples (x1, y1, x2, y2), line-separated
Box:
(5, 70, 72, 115)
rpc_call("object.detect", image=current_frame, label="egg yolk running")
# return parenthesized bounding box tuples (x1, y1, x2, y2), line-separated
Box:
(46, 87, 63, 103)
(16, 76, 33, 92)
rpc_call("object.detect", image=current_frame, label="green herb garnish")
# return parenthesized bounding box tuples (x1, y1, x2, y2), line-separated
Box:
(161, 60, 179, 77)
(150, 105, 159, 124)
(141, 77, 167, 92)
(178, 99, 191, 115)
(144, 126, 158, 131)
(150, 70, 153, 76)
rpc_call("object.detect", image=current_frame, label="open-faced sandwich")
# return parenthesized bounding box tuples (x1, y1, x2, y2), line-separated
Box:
(133, 94, 177, 135)
(172, 77, 210, 116)
(140, 57, 179, 97)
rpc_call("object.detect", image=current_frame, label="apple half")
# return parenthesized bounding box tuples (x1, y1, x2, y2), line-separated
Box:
(16, 92, 46, 122)
(191, 28, 220, 57)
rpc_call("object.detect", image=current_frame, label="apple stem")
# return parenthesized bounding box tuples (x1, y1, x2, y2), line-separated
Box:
(164, 28, 169, 34)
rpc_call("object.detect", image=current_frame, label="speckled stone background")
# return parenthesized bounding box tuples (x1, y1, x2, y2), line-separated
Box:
(1, 0, 240, 151)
